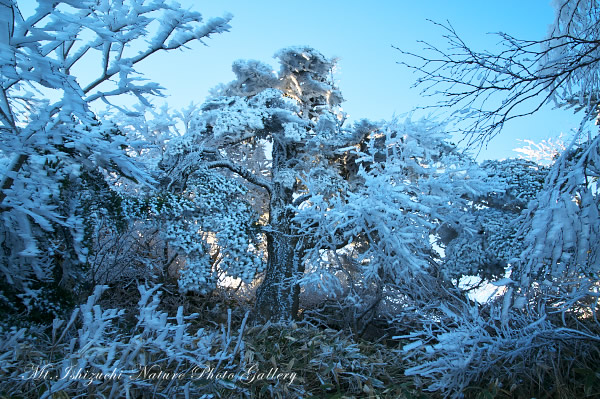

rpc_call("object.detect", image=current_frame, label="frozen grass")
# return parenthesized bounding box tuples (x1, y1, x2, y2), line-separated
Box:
(1, 284, 598, 398)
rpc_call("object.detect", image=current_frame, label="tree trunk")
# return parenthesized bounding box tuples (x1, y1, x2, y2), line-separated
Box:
(254, 139, 303, 321)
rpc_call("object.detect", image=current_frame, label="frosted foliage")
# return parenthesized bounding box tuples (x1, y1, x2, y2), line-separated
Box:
(210, 47, 344, 131)
(0, 1, 231, 307)
(283, 122, 306, 141)
(543, 0, 600, 108)
(0, 285, 249, 397)
(166, 47, 497, 320)
(275, 47, 343, 107)
(228, 60, 280, 96)
(514, 136, 566, 166)
(295, 119, 490, 287)
(0, 122, 147, 295)
(302, 166, 348, 199)
(197, 88, 303, 147)
(297, 181, 427, 287)
(481, 158, 548, 207)
(398, 296, 596, 398)
(443, 208, 517, 280)
(176, 256, 214, 295)
(314, 112, 339, 140)
(438, 159, 547, 281)
(124, 169, 264, 294)
(202, 96, 267, 139)
(103, 103, 185, 169)
(161, 47, 358, 320)
(513, 135, 600, 302)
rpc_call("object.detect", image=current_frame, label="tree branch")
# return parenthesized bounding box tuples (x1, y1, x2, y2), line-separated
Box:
(395, 17, 600, 146)
(292, 193, 311, 207)
(206, 160, 272, 195)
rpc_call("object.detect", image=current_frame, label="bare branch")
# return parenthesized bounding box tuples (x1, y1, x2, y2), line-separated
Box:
(395, 15, 600, 146)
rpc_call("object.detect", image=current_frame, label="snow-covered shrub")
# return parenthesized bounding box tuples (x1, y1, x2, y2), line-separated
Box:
(0, 284, 250, 398)
(0, 0, 231, 318)
(510, 133, 600, 316)
(397, 294, 600, 398)
(120, 166, 264, 296)
(294, 118, 494, 328)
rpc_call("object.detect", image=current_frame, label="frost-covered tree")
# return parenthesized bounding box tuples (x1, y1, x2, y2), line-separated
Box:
(395, 3, 600, 394)
(398, 0, 600, 313)
(294, 118, 498, 331)
(162, 47, 349, 321)
(164, 48, 495, 321)
(0, 0, 231, 317)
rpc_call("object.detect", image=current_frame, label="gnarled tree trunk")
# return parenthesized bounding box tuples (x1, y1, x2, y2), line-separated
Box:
(254, 139, 303, 321)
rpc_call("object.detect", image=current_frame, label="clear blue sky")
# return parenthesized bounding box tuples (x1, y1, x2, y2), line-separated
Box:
(141, 0, 582, 161)
(22, 0, 584, 160)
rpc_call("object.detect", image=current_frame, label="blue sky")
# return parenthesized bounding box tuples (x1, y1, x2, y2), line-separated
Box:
(138, 0, 582, 161)
(21, 0, 584, 160)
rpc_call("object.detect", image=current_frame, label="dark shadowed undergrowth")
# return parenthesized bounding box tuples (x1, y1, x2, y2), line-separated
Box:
(1, 284, 598, 399)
